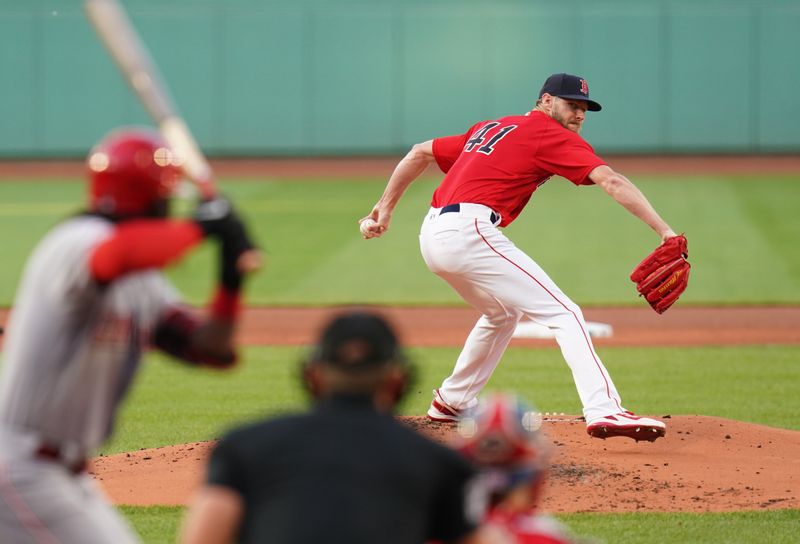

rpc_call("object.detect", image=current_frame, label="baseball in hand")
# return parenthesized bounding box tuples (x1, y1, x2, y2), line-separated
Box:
(360, 218, 378, 238)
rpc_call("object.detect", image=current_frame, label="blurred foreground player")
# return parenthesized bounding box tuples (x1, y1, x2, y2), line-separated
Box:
(181, 311, 484, 544)
(0, 127, 257, 543)
(456, 393, 578, 544)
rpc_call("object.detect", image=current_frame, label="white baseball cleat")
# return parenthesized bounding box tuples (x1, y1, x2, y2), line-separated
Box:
(426, 389, 462, 423)
(586, 411, 666, 442)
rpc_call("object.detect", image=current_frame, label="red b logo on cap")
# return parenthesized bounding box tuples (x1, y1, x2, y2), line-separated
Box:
(580, 79, 589, 95)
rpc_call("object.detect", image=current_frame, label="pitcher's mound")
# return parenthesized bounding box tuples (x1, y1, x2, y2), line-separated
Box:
(91, 415, 799, 512)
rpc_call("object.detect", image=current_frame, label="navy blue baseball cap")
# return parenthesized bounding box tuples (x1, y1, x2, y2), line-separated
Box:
(312, 311, 405, 370)
(538, 73, 602, 111)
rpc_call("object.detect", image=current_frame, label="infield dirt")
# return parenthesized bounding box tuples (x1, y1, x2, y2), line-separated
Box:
(92, 414, 799, 513)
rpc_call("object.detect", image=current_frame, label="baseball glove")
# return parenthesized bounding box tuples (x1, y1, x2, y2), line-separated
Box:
(630, 234, 690, 314)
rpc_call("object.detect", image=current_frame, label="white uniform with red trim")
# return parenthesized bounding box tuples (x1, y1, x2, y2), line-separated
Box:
(420, 204, 622, 421)
(420, 111, 625, 422)
(0, 216, 178, 543)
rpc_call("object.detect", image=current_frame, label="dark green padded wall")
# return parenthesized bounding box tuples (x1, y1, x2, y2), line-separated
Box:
(1, 0, 798, 156)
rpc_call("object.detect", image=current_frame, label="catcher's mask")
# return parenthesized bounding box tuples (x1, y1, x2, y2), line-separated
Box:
(456, 393, 550, 502)
(87, 127, 182, 218)
(302, 311, 411, 406)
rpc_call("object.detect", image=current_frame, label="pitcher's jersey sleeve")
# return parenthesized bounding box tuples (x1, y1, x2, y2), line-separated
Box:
(534, 125, 605, 186)
(432, 122, 483, 173)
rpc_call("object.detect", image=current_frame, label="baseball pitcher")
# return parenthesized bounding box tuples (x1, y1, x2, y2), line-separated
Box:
(0, 128, 257, 543)
(361, 73, 687, 442)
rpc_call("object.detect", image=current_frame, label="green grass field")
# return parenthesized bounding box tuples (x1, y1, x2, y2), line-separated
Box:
(105, 344, 800, 455)
(1, 175, 799, 306)
(110, 344, 800, 543)
(2, 174, 799, 543)
(122, 507, 800, 544)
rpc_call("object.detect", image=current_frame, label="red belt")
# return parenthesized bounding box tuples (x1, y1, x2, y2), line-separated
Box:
(35, 444, 88, 474)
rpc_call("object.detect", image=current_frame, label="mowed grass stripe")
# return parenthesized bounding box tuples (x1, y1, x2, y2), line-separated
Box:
(103, 344, 800, 455)
(1, 176, 799, 305)
(120, 507, 800, 544)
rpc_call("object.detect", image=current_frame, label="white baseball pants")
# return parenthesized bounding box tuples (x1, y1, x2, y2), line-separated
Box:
(0, 426, 140, 544)
(419, 204, 625, 422)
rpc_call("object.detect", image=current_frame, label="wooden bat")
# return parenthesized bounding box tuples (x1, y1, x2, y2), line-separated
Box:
(83, 0, 215, 200)
(84, 0, 262, 273)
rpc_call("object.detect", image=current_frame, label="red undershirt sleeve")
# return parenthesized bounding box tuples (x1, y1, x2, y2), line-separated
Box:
(89, 219, 204, 283)
(208, 286, 240, 320)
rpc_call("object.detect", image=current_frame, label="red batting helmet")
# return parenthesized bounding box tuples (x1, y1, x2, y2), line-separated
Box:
(86, 127, 182, 217)
(456, 393, 549, 499)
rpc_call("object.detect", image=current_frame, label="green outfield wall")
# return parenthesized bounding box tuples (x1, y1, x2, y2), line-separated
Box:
(2, 0, 799, 157)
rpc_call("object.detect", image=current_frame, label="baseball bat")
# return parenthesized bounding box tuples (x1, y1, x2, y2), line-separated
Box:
(83, 0, 215, 199)
(84, 0, 262, 273)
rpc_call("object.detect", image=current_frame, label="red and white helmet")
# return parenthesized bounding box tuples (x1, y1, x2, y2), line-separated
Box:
(456, 393, 548, 477)
(86, 127, 182, 217)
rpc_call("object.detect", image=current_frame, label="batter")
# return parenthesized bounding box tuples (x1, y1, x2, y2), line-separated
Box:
(0, 127, 256, 542)
(360, 73, 678, 442)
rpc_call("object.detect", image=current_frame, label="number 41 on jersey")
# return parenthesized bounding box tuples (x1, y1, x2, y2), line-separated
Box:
(464, 122, 518, 155)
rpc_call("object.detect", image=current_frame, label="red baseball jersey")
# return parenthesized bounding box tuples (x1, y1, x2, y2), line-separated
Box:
(431, 110, 606, 227)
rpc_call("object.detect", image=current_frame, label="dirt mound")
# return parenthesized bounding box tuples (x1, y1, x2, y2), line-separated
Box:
(91, 415, 799, 512)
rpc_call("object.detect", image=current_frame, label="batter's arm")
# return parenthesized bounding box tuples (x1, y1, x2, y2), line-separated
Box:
(152, 305, 238, 368)
(89, 220, 204, 284)
(589, 165, 677, 242)
(360, 140, 435, 238)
